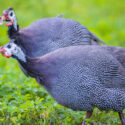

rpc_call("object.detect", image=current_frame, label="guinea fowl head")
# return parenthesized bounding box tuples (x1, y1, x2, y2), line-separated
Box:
(0, 40, 26, 62)
(1, 8, 18, 31)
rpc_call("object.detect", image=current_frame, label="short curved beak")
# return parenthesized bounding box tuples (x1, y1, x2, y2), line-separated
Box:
(3, 11, 9, 21)
(3, 12, 13, 26)
(0, 46, 11, 58)
(3, 12, 7, 17)
(0, 46, 6, 53)
(0, 11, 13, 26)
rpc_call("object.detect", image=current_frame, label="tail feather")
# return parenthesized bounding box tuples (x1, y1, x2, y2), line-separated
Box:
(89, 32, 105, 45)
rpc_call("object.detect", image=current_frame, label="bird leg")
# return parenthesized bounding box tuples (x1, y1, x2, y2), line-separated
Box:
(82, 111, 93, 125)
(119, 112, 125, 125)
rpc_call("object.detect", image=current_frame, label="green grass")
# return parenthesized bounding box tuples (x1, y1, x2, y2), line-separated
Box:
(0, 0, 125, 124)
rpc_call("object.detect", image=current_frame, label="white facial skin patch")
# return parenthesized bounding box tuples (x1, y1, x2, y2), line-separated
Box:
(8, 10, 17, 31)
(4, 43, 26, 62)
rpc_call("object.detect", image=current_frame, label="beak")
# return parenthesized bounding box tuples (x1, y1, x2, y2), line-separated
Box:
(3, 11, 9, 21)
(0, 46, 11, 58)
(0, 11, 13, 26)
(3, 12, 7, 17)
(0, 46, 6, 53)
(3, 12, 13, 26)
(0, 13, 7, 26)
(0, 16, 4, 25)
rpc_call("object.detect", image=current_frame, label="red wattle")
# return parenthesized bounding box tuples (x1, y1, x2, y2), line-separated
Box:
(6, 55, 11, 58)
(6, 23, 13, 26)
(0, 46, 6, 53)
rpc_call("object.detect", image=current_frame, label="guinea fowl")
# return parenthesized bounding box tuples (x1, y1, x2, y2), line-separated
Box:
(0, 8, 104, 76)
(1, 40, 125, 125)
(0, 8, 104, 58)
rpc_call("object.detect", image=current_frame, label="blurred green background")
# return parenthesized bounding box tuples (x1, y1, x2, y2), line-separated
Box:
(0, 0, 125, 124)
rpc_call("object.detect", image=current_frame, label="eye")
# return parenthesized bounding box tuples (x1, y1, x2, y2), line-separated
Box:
(10, 12, 13, 16)
(14, 40, 18, 44)
(7, 44, 11, 48)
(10, 12, 13, 17)
(9, 11, 13, 17)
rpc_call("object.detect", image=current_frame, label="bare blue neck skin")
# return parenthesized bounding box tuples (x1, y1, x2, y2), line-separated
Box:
(12, 55, 18, 60)
(9, 25, 16, 31)
(8, 25, 12, 29)
(8, 26, 17, 59)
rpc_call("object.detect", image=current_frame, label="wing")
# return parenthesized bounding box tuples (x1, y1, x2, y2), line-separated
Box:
(98, 60, 125, 88)
(53, 46, 125, 89)
(89, 47, 125, 89)
(89, 31, 105, 45)
(38, 45, 125, 89)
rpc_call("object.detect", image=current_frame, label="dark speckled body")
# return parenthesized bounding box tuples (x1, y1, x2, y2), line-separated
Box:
(10, 17, 103, 58)
(9, 17, 103, 76)
(19, 45, 125, 112)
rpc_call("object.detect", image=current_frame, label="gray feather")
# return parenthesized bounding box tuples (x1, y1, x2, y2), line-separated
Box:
(56, 14, 63, 18)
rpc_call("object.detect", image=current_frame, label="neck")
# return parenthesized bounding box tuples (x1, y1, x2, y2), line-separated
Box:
(16, 54, 56, 87)
(17, 55, 44, 78)
(16, 55, 35, 76)
(8, 21, 19, 39)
